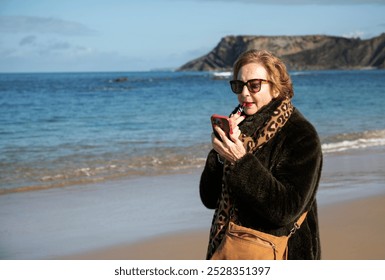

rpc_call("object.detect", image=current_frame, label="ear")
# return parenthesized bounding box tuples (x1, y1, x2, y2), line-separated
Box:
(272, 90, 279, 99)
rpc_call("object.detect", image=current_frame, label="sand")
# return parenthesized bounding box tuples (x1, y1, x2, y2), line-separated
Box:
(319, 195, 385, 260)
(62, 194, 385, 260)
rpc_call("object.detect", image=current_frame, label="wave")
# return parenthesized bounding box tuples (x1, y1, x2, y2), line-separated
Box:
(321, 129, 385, 153)
(2, 130, 385, 195)
(290, 71, 317, 76)
(211, 71, 232, 79)
(0, 144, 210, 195)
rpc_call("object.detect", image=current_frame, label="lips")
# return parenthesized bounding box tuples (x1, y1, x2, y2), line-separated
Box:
(243, 102, 254, 107)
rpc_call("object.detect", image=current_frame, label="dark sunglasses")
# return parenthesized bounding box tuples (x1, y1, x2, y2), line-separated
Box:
(229, 79, 269, 94)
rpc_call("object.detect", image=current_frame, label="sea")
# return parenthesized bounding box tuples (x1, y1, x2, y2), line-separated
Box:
(1, 69, 385, 194)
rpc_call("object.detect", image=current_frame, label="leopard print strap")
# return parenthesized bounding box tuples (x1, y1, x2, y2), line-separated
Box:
(206, 98, 294, 259)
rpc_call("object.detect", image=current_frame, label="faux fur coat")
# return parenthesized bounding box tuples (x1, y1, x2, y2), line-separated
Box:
(200, 100, 323, 260)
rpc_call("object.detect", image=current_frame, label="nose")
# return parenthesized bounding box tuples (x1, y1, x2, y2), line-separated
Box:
(240, 84, 250, 97)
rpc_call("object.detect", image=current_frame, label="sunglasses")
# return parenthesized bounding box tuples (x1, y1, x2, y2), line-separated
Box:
(229, 79, 269, 94)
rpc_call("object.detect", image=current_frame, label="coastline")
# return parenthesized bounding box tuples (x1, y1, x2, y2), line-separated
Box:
(1, 147, 384, 260)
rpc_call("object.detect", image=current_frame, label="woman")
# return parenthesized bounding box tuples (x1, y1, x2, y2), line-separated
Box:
(200, 50, 323, 260)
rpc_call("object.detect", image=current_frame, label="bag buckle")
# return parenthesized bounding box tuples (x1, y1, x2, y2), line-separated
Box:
(289, 222, 300, 237)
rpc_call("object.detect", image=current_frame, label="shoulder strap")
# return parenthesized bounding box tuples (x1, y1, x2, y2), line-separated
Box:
(288, 211, 308, 238)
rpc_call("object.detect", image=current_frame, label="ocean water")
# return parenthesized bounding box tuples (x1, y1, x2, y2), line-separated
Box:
(1, 70, 385, 194)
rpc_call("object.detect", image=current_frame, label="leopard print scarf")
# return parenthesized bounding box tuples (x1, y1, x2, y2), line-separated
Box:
(206, 98, 294, 259)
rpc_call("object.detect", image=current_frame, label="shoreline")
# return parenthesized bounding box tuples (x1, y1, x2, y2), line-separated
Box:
(1, 144, 385, 198)
(1, 148, 384, 260)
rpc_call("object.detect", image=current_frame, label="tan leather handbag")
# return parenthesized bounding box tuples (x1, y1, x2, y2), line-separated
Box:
(210, 212, 307, 260)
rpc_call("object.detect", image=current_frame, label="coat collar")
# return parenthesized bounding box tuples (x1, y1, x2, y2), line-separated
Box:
(239, 98, 286, 137)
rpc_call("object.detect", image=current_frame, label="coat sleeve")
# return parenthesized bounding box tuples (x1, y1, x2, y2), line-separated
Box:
(226, 120, 323, 227)
(199, 149, 224, 209)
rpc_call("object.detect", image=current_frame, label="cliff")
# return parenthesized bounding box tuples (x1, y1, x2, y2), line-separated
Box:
(178, 33, 385, 71)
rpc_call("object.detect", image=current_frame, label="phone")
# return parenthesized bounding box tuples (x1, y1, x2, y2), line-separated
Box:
(211, 114, 233, 139)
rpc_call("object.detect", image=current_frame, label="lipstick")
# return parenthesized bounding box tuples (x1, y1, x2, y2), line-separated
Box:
(237, 103, 246, 115)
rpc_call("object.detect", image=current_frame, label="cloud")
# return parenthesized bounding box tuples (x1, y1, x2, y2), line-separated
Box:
(342, 31, 365, 39)
(34, 40, 90, 56)
(2, 34, 91, 58)
(19, 35, 37, 46)
(0, 16, 97, 36)
(0, 45, 147, 72)
(49, 41, 72, 51)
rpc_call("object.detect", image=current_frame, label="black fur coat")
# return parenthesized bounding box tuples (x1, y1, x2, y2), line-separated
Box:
(200, 100, 323, 259)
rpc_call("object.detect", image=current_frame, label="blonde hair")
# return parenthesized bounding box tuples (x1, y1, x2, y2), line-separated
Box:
(232, 50, 294, 99)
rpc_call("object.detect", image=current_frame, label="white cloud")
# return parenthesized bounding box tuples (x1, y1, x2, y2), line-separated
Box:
(0, 16, 97, 36)
(342, 31, 365, 39)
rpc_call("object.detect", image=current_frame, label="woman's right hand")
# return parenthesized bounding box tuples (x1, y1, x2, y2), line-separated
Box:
(212, 114, 245, 164)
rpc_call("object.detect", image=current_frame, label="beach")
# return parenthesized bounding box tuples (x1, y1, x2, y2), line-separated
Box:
(64, 195, 385, 260)
(1, 147, 384, 260)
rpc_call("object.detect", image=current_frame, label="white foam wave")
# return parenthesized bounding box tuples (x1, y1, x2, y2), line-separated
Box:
(290, 71, 309, 76)
(322, 130, 385, 153)
(211, 71, 232, 79)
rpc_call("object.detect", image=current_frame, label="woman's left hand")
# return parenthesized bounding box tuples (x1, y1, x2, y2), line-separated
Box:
(212, 114, 246, 164)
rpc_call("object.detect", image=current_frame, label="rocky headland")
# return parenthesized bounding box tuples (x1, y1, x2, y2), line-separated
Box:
(178, 33, 385, 71)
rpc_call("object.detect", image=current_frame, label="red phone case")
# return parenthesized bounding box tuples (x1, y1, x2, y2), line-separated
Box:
(211, 114, 233, 138)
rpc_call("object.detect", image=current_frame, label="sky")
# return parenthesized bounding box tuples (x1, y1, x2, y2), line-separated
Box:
(0, 0, 385, 73)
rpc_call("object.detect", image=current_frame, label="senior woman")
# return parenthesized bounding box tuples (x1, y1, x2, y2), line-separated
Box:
(200, 49, 323, 260)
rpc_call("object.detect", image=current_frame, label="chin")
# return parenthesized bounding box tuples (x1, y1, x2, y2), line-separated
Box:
(244, 107, 258, 115)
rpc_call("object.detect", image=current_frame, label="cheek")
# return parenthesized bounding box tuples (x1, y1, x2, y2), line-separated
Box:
(253, 92, 273, 107)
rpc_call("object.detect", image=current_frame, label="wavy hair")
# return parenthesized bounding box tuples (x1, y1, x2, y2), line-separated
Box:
(232, 50, 294, 99)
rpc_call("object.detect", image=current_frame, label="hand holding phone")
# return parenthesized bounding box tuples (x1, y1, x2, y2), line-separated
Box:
(211, 114, 233, 140)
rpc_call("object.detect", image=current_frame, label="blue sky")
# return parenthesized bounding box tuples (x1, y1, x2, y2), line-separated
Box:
(1, 0, 384, 72)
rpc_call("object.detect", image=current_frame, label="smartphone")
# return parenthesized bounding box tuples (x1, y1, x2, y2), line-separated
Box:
(211, 114, 233, 139)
